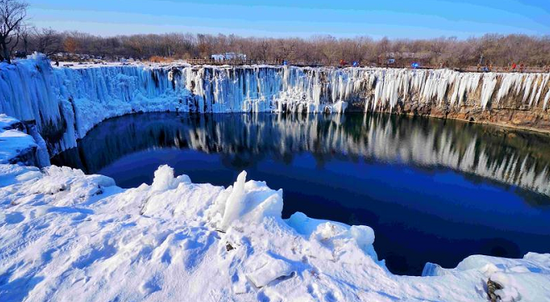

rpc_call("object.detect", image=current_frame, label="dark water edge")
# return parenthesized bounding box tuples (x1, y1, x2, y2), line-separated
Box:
(51, 112, 550, 275)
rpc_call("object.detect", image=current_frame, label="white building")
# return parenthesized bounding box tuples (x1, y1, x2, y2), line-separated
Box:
(211, 52, 247, 62)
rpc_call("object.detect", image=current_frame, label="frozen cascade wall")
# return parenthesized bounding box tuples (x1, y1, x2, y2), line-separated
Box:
(0, 55, 183, 152)
(1, 55, 550, 154)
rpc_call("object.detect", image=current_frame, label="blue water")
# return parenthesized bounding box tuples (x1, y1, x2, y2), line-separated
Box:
(52, 113, 550, 275)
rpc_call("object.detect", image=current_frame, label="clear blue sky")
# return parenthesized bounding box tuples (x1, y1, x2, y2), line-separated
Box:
(26, 0, 550, 39)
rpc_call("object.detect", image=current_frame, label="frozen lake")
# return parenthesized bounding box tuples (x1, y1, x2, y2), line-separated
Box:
(52, 112, 550, 275)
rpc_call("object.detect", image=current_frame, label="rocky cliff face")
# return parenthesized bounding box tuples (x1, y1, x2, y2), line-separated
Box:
(353, 71, 550, 132)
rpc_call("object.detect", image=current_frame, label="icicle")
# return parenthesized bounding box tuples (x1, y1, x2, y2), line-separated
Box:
(480, 74, 498, 110)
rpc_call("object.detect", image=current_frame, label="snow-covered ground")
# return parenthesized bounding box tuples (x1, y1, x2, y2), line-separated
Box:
(0, 117, 549, 301)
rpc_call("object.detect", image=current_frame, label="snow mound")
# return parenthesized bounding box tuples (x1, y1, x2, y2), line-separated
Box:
(0, 129, 36, 164)
(1, 164, 549, 301)
(0, 114, 20, 130)
(207, 171, 284, 231)
(424, 253, 550, 302)
(0, 115, 37, 165)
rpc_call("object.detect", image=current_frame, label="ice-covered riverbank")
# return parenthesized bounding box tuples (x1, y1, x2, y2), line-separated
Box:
(1, 54, 550, 154)
(1, 116, 550, 301)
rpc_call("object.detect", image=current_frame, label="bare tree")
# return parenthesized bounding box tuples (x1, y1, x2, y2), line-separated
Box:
(8, 22, 550, 68)
(0, 0, 27, 63)
(34, 27, 61, 56)
(0, 0, 548, 67)
(17, 23, 31, 55)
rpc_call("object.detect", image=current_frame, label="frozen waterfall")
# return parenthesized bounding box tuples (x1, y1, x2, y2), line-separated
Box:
(1, 54, 549, 153)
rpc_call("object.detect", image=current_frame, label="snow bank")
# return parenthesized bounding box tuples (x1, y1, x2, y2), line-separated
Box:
(1, 163, 549, 301)
(0, 114, 20, 129)
(0, 114, 37, 165)
(2, 55, 550, 153)
(0, 129, 36, 164)
(424, 253, 550, 302)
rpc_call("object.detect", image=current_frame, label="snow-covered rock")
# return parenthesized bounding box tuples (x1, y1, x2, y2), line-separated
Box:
(0, 114, 20, 130)
(0, 114, 48, 167)
(0, 128, 36, 164)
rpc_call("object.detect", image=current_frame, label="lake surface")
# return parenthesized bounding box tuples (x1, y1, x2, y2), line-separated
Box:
(51, 112, 550, 275)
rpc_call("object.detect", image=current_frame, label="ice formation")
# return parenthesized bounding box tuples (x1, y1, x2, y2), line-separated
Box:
(1, 55, 549, 153)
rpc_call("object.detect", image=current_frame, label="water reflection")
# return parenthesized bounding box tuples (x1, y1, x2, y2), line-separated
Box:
(53, 112, 550, 200)
(51, 113, 550, 275)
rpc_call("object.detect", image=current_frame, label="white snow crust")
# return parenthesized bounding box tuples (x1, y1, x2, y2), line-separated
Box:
(0, 115, 37, 164)
(1, 162, 549, 301)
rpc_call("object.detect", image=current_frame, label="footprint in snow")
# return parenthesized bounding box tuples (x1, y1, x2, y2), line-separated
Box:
(1, 212, 25, 224)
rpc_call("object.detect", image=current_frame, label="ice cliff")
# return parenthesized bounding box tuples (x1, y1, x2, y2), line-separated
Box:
(1, 54, 550, 153)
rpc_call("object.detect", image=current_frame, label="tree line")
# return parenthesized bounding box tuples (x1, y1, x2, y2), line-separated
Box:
(1, 0, 550, 68)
